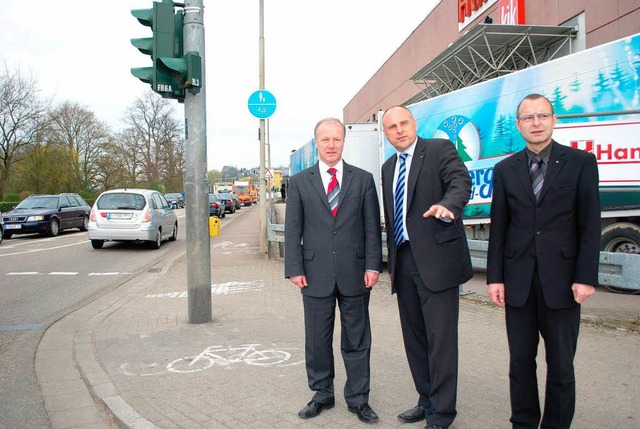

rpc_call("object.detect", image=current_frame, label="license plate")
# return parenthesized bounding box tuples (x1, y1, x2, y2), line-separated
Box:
(5, 224, 21, 229)
(107, 213, 132, 220)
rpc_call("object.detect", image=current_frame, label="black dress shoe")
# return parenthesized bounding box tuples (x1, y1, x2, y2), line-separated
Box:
(398, 405, 427, 423)
(348, 403, 379, 423)
(297, 397, 335, 419)
(425, 424, 447, 429)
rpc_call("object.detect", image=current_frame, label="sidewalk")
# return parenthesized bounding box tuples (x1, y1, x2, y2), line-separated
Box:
(36, 206, 640, 429)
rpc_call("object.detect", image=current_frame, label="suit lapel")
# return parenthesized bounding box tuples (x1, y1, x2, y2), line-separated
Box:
(309, 163, 331, 212)
(339, 162, 354, 212)
(537, 141, 566, 203)
(512, 149, 536, 204)
(406, 140, 426, 209)
(383, 157, 397, 221)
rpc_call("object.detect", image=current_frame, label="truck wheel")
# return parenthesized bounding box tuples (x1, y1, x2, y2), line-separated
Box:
(600, 222, 640, 254)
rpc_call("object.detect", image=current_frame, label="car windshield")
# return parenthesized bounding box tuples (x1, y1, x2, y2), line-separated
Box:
(208, 194, 219, 203)
(16, 196, 58, 210)
(165, 193, 181, 200)
(97, 193, 146, 210)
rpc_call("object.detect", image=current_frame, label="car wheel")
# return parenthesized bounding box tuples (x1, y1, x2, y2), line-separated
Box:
(48, 218, 60, 237)
(149, 229, 162, 249)
(3, 231, 12, 239)
(80, 215, 89, 231)
(0, 229, 3, 245)
(169, 223, 178, 241)
(91, 239, 104, 249)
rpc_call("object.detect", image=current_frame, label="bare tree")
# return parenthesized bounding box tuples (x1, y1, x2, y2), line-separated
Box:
(47, 101, 112, 193)
(0, 65, 50, 199)
(123, 91, 183, 188)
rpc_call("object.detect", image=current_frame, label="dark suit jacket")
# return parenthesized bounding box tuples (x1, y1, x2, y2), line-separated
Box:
(487, 141, 601, 308)
(284, 161, 383, 297)
(381, 138, 473, 292)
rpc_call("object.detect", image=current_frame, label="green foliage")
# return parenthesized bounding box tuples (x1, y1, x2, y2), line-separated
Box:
(4, 194, 20, 202)
(0, 202, 18, 212)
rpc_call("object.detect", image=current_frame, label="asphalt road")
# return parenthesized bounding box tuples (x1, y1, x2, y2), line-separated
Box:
(0, 210, 193, 429)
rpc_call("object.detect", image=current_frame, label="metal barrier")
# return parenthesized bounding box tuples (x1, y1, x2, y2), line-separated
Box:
(467, 239, 640, 292)
(267, 231, 639, 292)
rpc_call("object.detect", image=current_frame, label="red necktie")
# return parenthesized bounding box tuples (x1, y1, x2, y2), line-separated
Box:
(327, 168, 339, 217)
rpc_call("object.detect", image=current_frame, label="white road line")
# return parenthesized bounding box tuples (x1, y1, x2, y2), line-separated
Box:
(7, 272, 41, 275)
(0, 240, 88, 257)
(49, 272, 79, 276)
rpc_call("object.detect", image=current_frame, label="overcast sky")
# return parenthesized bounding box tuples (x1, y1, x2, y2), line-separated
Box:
(1, 0, 438, 171)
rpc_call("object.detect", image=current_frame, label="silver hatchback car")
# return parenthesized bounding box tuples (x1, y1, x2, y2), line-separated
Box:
(88, 189, 178, 249)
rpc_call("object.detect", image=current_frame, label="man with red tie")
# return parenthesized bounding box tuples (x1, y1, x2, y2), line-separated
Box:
(285, 118, 382, 423)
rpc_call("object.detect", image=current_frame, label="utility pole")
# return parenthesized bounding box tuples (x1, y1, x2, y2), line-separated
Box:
(258, 0, 268, 255)
(183, 0, 211, 324)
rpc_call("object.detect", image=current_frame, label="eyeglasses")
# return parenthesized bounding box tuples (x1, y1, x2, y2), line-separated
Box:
(518, 113, 554, 123)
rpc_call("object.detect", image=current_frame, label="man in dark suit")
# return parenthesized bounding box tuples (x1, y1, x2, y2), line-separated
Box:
(487, 93, 600, 428)
(381, 106, 473, 429)
(285, 118, 383, 424)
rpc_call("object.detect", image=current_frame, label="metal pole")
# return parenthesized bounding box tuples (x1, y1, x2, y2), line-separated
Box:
(258, 0, 268, 255)
(267, 118, 272, 207)
(183, 0, 211, 324)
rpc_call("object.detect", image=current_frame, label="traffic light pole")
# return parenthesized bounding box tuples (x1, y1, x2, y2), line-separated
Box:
(183, 0, 211, 324)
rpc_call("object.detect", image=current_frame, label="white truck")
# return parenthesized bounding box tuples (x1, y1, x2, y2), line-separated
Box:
(289, 33, 640, 291)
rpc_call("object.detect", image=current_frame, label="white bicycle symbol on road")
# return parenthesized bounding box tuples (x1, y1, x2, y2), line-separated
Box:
(120, 343, 303, 376)
(169, 343, 295, 373)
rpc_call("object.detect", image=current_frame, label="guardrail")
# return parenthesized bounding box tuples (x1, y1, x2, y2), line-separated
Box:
(267, 227, 639, 292)
(467, 239, 639, 292)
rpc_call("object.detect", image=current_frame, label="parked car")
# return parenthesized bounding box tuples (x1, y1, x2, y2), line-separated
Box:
(226, 193, 242, 210)
(164, 192, 185, 209)
(88, 189, 178, 249)
(208, 193, 225, 218)
(2, 193, 91, 239)
(217, 193, 236, 214)
(0, 211, 3, 245)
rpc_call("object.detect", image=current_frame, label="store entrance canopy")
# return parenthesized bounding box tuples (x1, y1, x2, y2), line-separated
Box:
(406, 23, 577, 105)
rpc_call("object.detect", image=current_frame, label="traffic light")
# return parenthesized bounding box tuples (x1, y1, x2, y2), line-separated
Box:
(157, 51, 202, 95)
(130, 0, 200, 100)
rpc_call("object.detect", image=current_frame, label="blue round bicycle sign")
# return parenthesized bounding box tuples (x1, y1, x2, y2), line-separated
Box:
(248, 90, 277, 119)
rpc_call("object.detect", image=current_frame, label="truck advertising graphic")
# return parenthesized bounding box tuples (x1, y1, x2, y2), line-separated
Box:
(395, 34, 640, 221)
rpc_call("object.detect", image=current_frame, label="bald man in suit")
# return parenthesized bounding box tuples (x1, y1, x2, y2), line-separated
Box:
(381, 106, 472, 429)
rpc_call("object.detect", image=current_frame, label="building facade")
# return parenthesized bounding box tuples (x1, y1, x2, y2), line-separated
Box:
(343, 0, 640, 123)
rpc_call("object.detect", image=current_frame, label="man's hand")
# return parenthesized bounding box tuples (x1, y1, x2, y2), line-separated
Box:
(289, 275, 308, 289)
(572, 283, 595, 304)
(423, 204, 454, 222)
(487, 283, 505, 307)
(364, 271, 379, 288)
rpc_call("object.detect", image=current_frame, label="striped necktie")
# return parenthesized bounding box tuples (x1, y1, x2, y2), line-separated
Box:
(530, 155, 544, 201)
(327, 167, 339, 217)
(393, 153, 408, 246)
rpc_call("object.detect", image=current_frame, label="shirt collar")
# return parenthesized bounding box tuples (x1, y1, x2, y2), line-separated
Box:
(526, 142, 552, 164)
(396, 138, 418, 159)
(319, 159, 344, 174)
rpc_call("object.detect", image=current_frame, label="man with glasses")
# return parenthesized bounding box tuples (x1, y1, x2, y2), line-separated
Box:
(487, 93, 601, 428)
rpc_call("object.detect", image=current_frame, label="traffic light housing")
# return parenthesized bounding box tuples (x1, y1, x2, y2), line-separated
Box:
(131, 0, 201, 100)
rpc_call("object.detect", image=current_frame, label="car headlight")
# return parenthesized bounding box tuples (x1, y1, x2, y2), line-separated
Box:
(27, 215, 45, 222)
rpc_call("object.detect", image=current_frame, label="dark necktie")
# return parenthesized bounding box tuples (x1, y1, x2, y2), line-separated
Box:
(530, 155, 544, 201)
(393, 153, 408, 246)
(327, 168, 339, 217)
